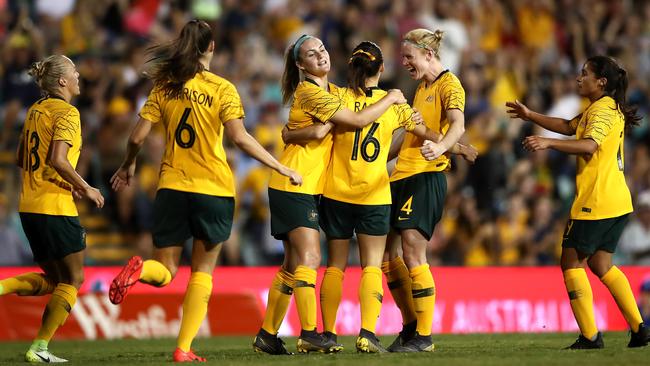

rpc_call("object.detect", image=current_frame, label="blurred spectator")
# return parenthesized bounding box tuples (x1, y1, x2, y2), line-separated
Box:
(618, 191, 650, 265)
(0, 194, 31, 266)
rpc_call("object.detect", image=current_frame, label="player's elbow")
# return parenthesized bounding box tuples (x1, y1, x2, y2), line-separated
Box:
(49, 154, 68, 172)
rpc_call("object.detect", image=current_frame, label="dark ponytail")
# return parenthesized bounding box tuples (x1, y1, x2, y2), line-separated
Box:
(281, 43, 301, 105)
(144, 20, 213, 99)
(347, 41, 383, 97)
(586, 55, 641, 129)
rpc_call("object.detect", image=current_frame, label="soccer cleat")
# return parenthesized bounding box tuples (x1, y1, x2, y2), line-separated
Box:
(173, 348, 206, 362)
(25, 349, 68, 363)
(253, 329, 293, 355)
(386, 321, 416, 352)
(296, 330, 343, 353)
(109, 256, 143, 305)
(322, 331, 344, 349)
(565, 332, 604, 349)
(390, 332, 435, 352)
(356, 328, 388, 353)
(628, 323, 650, 348)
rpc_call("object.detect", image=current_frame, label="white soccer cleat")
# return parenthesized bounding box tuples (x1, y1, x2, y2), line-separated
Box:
(25, 349, 69, 363)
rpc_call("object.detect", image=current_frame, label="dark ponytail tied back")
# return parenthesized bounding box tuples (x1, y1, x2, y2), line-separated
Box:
(347, 41, 383, 97)
(586, 55, 641, 130)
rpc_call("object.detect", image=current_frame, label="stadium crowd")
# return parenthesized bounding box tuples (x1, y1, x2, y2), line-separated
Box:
(0, 0, 648, 267)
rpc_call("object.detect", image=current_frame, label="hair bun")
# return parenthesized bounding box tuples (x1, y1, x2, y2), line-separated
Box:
(28, 61, 46, 83)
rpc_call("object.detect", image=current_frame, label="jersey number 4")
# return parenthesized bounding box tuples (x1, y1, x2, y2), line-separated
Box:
(175, 108, 196, 148)
(351, 123, 380, 162)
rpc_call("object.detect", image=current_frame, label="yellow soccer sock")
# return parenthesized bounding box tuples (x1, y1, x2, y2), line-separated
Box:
(0, 272, 55, 296)
(600, 266, 643, 332)
(320, 267, 344, 334)
(382, 257, 416, 325)
(140, 260, 172, 287)
(177, 272, 213, 352)
(293, 265, 317, 331)
(35, 283, 77, 342)
(563, 268, 598, 339)
(261, 268, 295, 334)
(410, 264, 435, 336)
(359, 266, 383, 334)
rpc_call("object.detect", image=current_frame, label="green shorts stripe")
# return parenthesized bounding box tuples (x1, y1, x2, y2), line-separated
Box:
(268, 188, 320, 240)
(562, 214, 630, 255)
(390, 171, 447, 240)
(152, 188, 234, 247)
(319, 196, 390, 239)
(19, 213, 86, 263)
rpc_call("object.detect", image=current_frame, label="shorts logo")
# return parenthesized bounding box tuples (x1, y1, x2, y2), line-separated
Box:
(308, 210, 318, 222)
(397, 216, 409, 221)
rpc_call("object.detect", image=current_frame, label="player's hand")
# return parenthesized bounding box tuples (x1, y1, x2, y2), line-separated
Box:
(72, 187, 84, 200)
(279, 166, 302, 186)
(412, 108, 425, 126)
(523, 135, 550, 151)
(460, 144, 478, 163)
(420, 140, 447, 161)
(81, 185, 104, 208)
(387, 89, 407, 104)
(505, 100, 531, 121)
(110, 162, 136, 192)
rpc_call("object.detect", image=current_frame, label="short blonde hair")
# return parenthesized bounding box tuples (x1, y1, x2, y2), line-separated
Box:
(403, 29, 444, 59)
(28, 55, 73, 97)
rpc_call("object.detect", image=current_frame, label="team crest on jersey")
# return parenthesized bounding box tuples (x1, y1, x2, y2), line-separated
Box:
(308, 210, 318, 222)
(426, 95, 434, 102)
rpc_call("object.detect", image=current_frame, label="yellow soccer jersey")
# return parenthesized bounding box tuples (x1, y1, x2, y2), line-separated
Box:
(569, 96, 632, 220)
(140, 71, 244, 197)
(19, 97, 81, 216)
(268, 79, 344, 194)
(324, 87, 416, 205)
(391, 70, 465, 182)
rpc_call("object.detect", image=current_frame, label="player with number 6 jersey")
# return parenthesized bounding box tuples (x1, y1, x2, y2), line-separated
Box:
(108, 20, 300, 363)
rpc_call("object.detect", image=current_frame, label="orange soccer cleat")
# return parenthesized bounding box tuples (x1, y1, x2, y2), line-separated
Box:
(109, 256, 143, 305)
(173, 348, 206, 362)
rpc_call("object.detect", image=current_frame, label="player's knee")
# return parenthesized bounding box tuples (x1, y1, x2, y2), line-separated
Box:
(297, 250, 320, 269)
(587, 259, 611, 278)
(64, 270, 84, 289)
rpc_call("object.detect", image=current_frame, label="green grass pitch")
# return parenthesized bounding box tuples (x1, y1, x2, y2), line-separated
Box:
(0, 332, 647, 365)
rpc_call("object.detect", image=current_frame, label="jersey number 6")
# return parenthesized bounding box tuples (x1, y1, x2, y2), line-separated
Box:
(175, 108, 196, 148)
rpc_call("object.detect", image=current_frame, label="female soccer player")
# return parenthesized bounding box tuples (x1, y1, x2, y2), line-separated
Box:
(108, 20, 301, 362)
(506, 56, 649, 349)
(385, 29, 468, 352)
(253, 34, 406, 355)
(0, 54, 104, 363)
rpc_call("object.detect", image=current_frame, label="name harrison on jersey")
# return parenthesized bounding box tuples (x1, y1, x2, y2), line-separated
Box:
(173, 87, 214, 107)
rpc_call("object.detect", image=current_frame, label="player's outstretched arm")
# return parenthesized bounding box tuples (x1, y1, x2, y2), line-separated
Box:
(225, 118, 302, 186)
(111, 117, 152, 192)
(330, 89, 406, 128)
(506, 100, 576, 136)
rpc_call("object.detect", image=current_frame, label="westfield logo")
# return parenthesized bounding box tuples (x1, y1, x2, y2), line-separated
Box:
(71, 294, 211, 339)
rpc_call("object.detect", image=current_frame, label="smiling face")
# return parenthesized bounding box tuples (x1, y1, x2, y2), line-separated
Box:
(296, 38, 330, 77)
(400, 42, 429, 80)
(576, 62, 603, 98)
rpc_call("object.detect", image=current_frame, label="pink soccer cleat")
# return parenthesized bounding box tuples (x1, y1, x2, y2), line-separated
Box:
(173, 348, 206, 362)
(109, 256, 143, 304)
